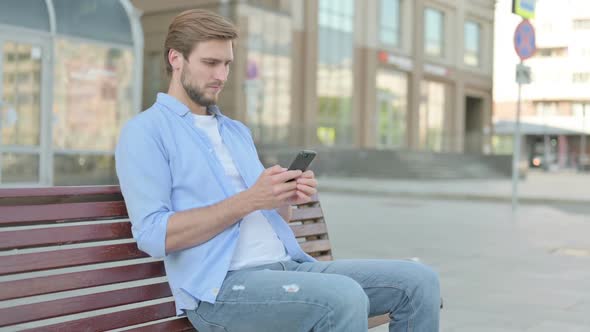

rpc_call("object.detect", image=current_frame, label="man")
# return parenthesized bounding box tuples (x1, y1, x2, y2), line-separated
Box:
(116, 9, 440, 332)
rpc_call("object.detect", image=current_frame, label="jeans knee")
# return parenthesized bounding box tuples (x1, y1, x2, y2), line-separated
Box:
(412, 263, 440, 307)
(329, 275, 369, 318)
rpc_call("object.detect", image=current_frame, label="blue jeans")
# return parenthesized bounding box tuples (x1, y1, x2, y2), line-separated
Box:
(186, 259, 440, 332)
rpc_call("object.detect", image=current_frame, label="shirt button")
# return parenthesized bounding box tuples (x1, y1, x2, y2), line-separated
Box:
(212, 288, 220, 296)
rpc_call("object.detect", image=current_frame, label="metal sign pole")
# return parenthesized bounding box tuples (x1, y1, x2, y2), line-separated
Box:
(512, 61, 523, 212)
(582, 105, 587, 170)
(512, 17, 535, 212)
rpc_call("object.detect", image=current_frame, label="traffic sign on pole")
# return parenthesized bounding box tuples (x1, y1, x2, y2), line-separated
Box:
(511, 19, 535, 212)
(515, 63, 531, 84)
(514, 19, 536, 61)
(512, 0, 536, 19)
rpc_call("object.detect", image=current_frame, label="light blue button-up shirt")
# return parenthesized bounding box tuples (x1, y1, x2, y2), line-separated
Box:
(115, 93, 315, 315)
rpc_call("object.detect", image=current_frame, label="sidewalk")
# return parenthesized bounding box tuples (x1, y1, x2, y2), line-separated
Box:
(318, 170, 590, 205)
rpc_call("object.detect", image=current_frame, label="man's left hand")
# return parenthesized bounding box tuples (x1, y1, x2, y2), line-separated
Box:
(288, 170, 317, 205)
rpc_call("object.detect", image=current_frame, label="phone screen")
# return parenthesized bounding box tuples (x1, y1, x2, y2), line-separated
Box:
(286, 150, 316, 182)
(288, 150, 316, 172)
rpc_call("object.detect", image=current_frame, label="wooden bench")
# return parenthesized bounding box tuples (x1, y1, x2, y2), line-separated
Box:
(0, 186, 390, 331)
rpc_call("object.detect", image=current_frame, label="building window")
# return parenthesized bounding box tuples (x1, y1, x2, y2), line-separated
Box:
(572, 103, 590, 118)
(573, 19, 590, 30)
(535, 102, 558, 116)
(536, 47, 568, 57)
(572, 72, 590, 83)
(52, 38, 134, 185)
(317, 0, 354, 146)
(464, 21, 480, 67)
(1, 41, 42, 147)
(419, 80, 446, 151)
(245, 9, 292, 146)
(247, 0, 291, 13)
(424, 8, 444, 57)
(376, 70, 408, 149)
(379, 0, 401, 48)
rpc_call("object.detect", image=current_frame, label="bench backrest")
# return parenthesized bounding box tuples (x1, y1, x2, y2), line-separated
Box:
(0, 186, 331, 331)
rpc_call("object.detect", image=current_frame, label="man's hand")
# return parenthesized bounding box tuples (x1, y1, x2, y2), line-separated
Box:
(246, 165, 302, 210)
(288, 170, 318, 205)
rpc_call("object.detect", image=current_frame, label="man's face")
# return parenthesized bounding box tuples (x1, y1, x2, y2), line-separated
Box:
(179, 39, 233, 107)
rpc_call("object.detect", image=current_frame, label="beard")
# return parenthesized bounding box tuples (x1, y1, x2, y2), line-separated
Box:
(180, 66, 217, 107)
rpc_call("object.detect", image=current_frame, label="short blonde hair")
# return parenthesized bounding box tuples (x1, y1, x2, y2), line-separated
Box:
(164, 9, 238, 75)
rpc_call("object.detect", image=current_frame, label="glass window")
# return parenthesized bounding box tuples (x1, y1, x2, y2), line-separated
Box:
(53, 0, 133, 45)
(248, 0, 291, 13)
(572, 72, 590, 83)
(572, 103, 589, 118)
(573, 19, 590, 30)
(317, 0, 355, 146)
(536, 47, 568, 57)
(419, 80, 446, 151)
(492, 135, 513, 154)
(1, 152, 39, 183)
(53, 153, 117, 185)
(376, 70, 408, 149)
(379, 0, 401, 47)
(424, 8, 444, 57)
(245, 10, 292, 146)
(0, 0, 50, 32)
(535, 102, 557, 116)
(1, 41, 42, 147)
(464, 21, 480, 67)
(52, 39, 134, 152)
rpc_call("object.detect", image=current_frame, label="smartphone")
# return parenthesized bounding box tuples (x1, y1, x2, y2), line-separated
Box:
(287, 150, 317, 181)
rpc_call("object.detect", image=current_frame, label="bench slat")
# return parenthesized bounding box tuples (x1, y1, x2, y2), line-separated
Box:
(0, 283, 172, 327)
(0, 185, 122, 199)
(125, 318, 196, 332)
(369, 314, 391, 328)
(0, 261, 165, 301)
(0, 222, 132, 250)
(290, 223, 327, 238)
(299, 239, 331, 254)
(290, 207, 323, 222)
(299, 193, 319, 204)
(21, 301, 178, 332)
(0, 201, 127, 226)
(0, 242, 148, 276)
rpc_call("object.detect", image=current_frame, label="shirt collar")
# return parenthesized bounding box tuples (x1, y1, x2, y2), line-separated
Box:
(156, 93, 222, 117)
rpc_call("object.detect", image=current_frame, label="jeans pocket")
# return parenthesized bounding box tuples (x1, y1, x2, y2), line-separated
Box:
(186, 308, 228, 332)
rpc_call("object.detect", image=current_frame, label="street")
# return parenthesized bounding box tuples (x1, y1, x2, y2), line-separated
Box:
(320, 193, 590, 331)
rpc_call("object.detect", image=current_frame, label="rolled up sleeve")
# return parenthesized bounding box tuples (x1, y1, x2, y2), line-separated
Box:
(115, 120, 174, 258)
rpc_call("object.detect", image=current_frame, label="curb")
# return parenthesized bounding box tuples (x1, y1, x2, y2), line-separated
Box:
(319, 186, 590, 206)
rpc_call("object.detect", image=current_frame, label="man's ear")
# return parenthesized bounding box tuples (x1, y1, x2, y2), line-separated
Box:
(168, 49, 183, 72)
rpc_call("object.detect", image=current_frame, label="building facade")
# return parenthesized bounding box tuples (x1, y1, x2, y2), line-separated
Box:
(134, 0, 495, 154)
(0, 0, 496, 186)
(494, 0, 590, 170)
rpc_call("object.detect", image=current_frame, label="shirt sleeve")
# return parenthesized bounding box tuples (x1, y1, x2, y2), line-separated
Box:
(115, 120, 174, 258)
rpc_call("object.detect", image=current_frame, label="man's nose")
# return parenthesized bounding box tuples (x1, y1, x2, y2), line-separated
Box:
(213, 65, 229, 82)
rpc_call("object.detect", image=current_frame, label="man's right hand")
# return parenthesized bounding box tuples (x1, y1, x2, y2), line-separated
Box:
(246, 165, 302, 211)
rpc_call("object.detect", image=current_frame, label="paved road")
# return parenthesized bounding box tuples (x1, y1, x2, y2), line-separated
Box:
(319, 192, 590, 332)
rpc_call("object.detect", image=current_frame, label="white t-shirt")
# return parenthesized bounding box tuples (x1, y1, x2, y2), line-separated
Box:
(192, 113, 290, 270)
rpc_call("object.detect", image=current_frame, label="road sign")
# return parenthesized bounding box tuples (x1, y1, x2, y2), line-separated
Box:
(512, 0, 536, 19)
(514, 19, 536, 61)
(516, 63, 531, 84)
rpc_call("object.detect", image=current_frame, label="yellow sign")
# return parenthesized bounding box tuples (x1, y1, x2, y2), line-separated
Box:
(512, 0, 536, 19)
